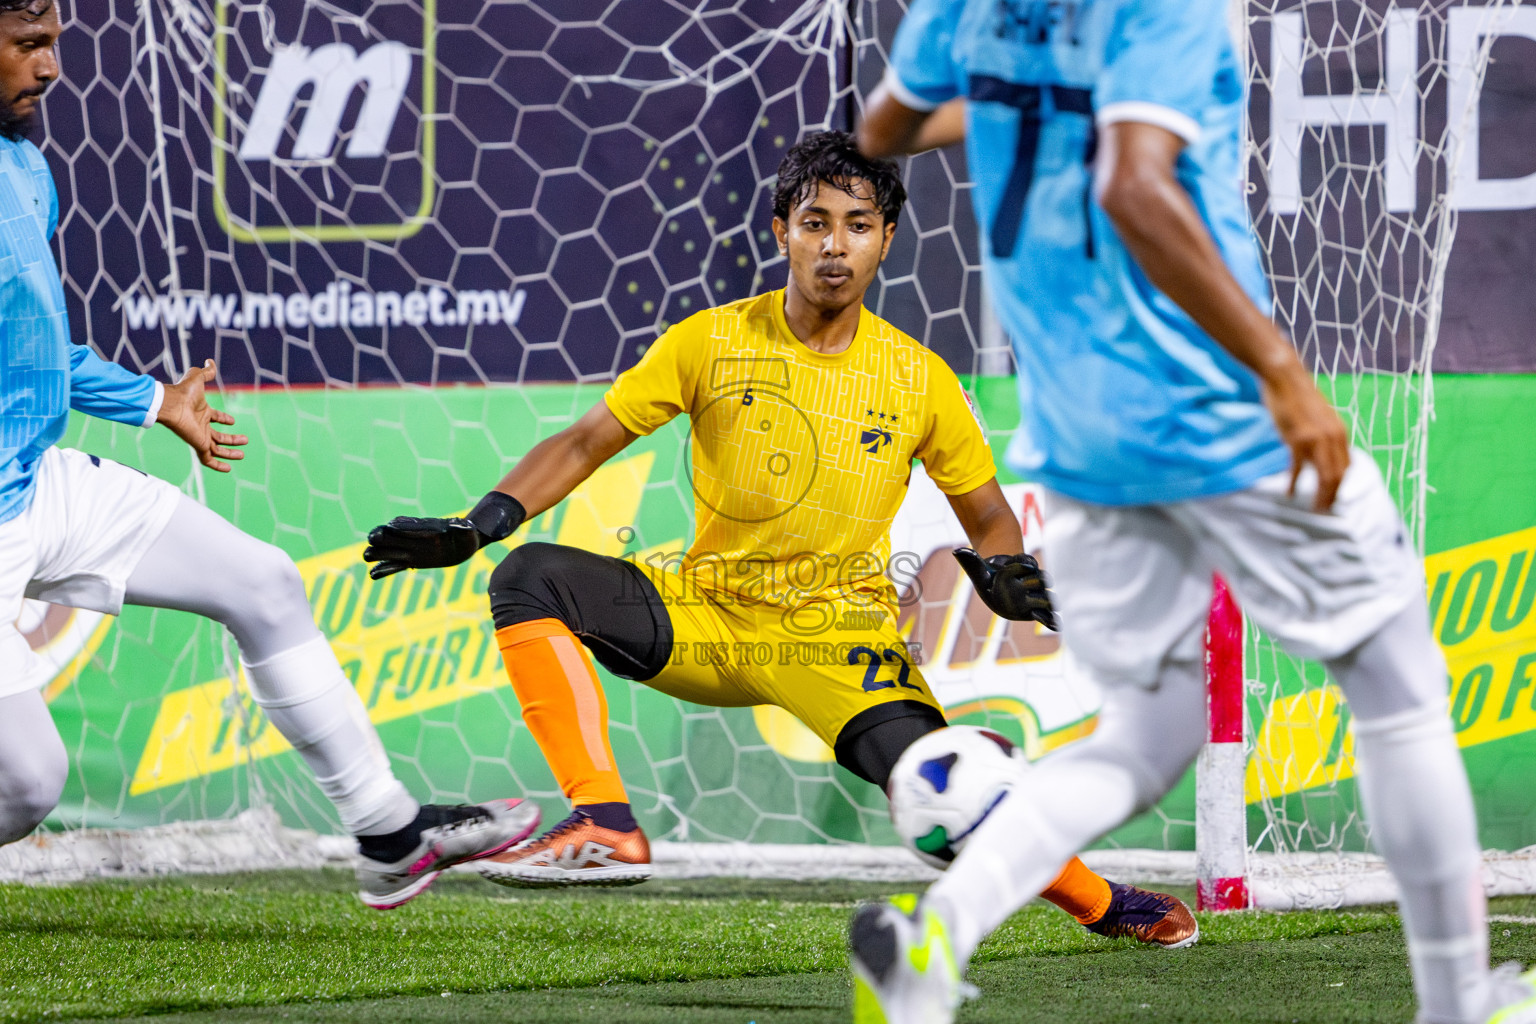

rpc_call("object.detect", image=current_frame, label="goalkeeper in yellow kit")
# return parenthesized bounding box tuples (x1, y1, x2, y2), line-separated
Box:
(364, 132, 1194, 946)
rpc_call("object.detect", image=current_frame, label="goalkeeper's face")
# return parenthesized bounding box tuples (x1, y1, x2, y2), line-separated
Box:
(0, 1, 59, 142)
(773, 178, 896, 315)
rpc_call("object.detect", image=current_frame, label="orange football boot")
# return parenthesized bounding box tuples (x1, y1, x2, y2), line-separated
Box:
(477, 809, 652, 888)
(1085, 883, 1200, 948)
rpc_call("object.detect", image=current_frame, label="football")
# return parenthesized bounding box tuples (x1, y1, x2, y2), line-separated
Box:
(888, 726, 1029, 870)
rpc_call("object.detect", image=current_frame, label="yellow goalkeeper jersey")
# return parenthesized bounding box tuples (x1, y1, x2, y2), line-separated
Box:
(605, 289, 995, 608)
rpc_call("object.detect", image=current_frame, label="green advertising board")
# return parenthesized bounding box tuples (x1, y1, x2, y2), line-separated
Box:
(38, 375, 1536, 855)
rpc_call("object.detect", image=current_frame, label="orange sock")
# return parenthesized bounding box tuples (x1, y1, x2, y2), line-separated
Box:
(1039, 856, 1114, 925)
(496, 619, 627, 807)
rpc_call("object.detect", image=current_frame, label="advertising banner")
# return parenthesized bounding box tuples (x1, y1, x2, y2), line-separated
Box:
(1244, 0, 1536, 373)
(45, 0, 1536, 395)
(49, 0, 846, 387)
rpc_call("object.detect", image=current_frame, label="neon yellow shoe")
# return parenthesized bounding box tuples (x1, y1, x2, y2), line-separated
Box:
(1485, 963, 1536, 1024)
(850, 894, 973, 1024)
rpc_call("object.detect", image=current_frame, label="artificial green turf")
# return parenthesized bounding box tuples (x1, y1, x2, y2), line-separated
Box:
(4, 872, 1534, 1023)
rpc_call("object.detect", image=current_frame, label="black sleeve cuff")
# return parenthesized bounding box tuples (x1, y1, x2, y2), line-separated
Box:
(467, 491, 527, 545)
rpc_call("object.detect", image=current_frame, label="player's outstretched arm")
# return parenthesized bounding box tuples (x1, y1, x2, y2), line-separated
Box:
(946, 479, 1057, 630)
(858, 86, 965, 157)
(488, 400, 638, 520)
(363, 400, 637, 579)
(155, 359, 249, 473)
(1094, 121, 1350, 511)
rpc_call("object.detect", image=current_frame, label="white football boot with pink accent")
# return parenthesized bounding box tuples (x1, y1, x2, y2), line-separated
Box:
(357, 798, 540, 909)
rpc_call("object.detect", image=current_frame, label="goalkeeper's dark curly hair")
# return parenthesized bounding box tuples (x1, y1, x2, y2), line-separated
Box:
(0, 0, 53, 19)
(772, 130, 906, 227)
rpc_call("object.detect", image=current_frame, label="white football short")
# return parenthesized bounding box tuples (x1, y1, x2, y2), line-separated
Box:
(0, 446, 181, 699)
(1043, 449, 1423, 689)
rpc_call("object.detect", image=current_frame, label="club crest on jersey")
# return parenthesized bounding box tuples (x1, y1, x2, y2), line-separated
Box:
(860, 408, 896, 454)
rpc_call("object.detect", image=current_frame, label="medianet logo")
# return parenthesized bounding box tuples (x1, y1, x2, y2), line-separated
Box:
(213, 3, 435, 243)
(238, 42, 412, 162)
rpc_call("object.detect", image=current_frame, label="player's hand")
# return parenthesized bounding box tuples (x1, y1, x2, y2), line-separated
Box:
(156, 359, 248, 472)
(1260, 366, 1350, 512)
(363, 517, 481, 579)
(365, 493, 527, 579)
(953, 548, 1058, 630)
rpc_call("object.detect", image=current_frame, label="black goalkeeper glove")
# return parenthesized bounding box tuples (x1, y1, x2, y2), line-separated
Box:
(952, 547, 1058, 631)
(363, 491, 526, 580)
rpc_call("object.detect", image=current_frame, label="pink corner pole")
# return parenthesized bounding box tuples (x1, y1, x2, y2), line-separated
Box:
(1206, 575, 1245, 744)
(1195, 574, 1251, 911)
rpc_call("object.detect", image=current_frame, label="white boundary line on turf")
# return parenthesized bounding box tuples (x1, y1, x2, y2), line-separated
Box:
(1490, 915, 1536, 926)
(3, 812, 1536, 905)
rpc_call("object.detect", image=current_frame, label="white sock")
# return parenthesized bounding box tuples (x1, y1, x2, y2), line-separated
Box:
(243, 635, 419, 836)
(925, 756, 1140, 963)
(1351, 705, 1488, 1024)
(0, 690, 67, 845)
(1327, 603, 1490, 1024)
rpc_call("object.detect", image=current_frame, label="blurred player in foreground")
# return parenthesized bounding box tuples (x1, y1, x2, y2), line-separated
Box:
(365, 131, 1195, 946)
(855, 0, 1536, 1021)
(0, 0, 535, 908)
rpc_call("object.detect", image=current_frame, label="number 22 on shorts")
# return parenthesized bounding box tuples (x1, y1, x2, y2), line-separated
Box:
(848, 645, 920, 693)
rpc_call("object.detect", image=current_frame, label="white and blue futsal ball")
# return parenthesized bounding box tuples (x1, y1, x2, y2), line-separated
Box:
(889, 725, 1028, 871)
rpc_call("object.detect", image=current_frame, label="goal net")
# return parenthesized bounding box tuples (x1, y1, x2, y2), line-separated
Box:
(1227, 0, 1536, 909)
(7, 0, 1534, 901)
(16, 0, 920, 881)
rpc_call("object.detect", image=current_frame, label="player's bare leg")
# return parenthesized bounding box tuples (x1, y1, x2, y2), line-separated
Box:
(123, 496, 538, 907)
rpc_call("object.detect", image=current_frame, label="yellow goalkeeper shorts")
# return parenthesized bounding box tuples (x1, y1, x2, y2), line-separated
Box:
(637, 564, 942, 749)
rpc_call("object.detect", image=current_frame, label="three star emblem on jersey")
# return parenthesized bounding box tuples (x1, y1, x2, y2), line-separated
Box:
(861, 408, 897, 454)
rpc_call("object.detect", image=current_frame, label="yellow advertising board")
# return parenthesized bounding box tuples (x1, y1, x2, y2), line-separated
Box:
(1248, 526, 1536, 802)
(130, 454, 657, 795)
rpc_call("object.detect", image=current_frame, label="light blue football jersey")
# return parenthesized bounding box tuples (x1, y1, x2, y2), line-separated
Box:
(887, 0, 1289, 505)
(0, 136, 156, 525)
